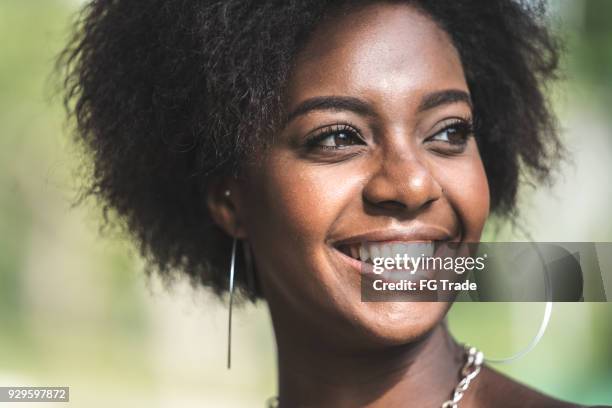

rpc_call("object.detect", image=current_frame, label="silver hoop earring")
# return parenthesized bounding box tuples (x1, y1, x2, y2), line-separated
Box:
(484, 230, 553, 364)
(485, 301, 552, 364)
(227, 237, 237, 369)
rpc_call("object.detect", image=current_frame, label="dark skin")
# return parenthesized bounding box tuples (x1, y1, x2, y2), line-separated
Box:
(209, 4, 585, 408)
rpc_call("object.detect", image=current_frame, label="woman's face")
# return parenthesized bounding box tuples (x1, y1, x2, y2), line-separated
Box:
(234, 3, 489, 348)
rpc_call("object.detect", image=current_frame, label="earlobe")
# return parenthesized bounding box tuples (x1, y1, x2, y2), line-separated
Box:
(206, 179, 247, 239)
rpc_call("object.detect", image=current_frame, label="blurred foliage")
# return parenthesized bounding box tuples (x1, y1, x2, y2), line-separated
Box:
(568, 0, 612, 97)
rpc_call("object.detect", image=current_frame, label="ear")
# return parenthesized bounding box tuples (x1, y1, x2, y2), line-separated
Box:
(206, 178, 248, 239)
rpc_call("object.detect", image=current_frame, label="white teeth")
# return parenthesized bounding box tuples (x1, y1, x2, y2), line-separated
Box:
(407, 242, 435, 258)
(380, 244, 392, 259)
(370, 244, 381, 260)
(344, 241, 437, 263)
(392, 243, 405, 256)
(359, 245, 369, 262)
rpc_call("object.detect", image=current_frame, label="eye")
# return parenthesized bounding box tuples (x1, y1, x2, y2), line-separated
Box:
(425, 119, 473, 152)
(307, 123, 365, 149)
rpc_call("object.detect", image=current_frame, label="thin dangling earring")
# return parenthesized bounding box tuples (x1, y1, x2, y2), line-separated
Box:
(227, 235, 237, 369)
(225, 187, 237, 369)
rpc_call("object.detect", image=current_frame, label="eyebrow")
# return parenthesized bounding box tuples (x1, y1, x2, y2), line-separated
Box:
(418, 89, 472, 112)
(285, 89, 472, 123)
(286, 96, 375, 123)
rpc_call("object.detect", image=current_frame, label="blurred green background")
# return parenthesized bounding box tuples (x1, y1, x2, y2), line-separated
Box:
(0, 0, 611, 406)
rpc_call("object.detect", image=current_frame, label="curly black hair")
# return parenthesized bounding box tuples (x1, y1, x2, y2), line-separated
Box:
(59, 0, 564, 301)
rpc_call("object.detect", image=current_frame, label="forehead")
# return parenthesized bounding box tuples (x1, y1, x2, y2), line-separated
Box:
(286, 3, 467, 112)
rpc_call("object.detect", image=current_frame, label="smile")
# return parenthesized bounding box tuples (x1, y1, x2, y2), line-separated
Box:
(337, 241, 436, 264)
(330, 226, 456, 268)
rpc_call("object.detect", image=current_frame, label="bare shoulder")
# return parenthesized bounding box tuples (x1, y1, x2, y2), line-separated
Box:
(472, 365, 609, 408)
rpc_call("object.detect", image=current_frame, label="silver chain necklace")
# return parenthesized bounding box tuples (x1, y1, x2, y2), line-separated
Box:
(266, 345, 484, 408)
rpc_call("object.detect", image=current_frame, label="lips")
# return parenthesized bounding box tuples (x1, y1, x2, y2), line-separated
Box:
(330, 225, 458, 276)
(332, 226, 454, 260)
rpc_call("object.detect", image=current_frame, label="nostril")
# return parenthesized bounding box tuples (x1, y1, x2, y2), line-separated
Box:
(363, 197, 409, 214)
(376, 200, 407, 211)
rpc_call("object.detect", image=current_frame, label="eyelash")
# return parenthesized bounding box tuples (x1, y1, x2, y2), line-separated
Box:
(425, 118, 474, 148)
(304, 118, 474, 152)
(305, 122, 365, 150)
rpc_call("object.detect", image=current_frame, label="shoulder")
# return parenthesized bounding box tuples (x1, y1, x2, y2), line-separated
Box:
(472, 365, 606, 408)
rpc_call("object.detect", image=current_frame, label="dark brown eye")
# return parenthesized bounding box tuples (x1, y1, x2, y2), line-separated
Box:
(319, 130, 360, 147)
(308, 124, 365, 149)
(429, 121, 473, 145)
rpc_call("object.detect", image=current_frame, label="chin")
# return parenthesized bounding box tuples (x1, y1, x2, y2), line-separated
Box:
(340, 300, 451, 348)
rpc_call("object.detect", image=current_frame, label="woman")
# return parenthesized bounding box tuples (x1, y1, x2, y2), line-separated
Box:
(60, 1, 599, 406)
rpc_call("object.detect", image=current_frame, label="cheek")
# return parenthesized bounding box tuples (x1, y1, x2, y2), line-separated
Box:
(241, 150, 356, 256)
(240, 150, 365, 312)
(435, 149, 490, 240)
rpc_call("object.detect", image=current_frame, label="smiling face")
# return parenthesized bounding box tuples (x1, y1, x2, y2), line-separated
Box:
(228, 3, 490, 349)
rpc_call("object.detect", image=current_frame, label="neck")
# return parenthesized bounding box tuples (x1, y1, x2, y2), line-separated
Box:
(273, 321, 465, 408)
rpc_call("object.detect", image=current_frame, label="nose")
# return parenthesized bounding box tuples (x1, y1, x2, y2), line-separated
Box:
(363, 150, 442, 214)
